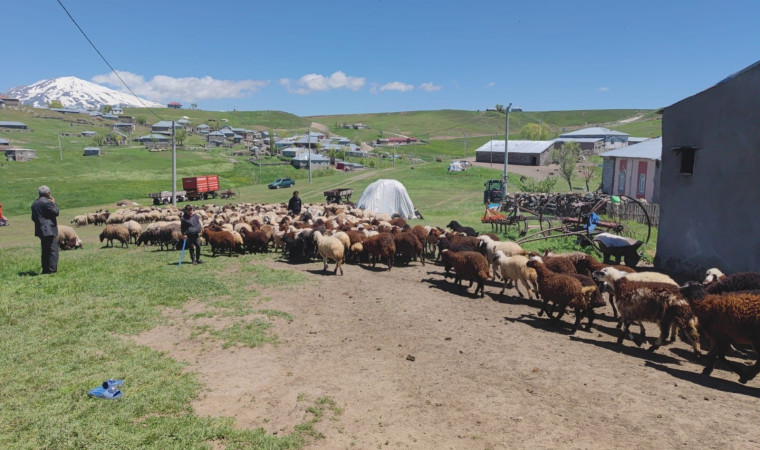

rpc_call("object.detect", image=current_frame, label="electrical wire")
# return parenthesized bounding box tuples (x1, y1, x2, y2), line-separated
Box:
(55, 0, 164, 121)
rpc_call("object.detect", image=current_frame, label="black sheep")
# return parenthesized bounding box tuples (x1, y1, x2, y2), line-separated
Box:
(446, 220, 479, 237)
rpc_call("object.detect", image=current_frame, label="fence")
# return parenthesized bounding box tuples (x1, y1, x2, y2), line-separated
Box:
(606, 201, 660, 227)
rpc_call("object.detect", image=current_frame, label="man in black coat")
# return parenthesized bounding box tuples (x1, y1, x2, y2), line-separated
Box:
(288, 191, 302, 215)
(31, 185, 59, 274)
(180, 204, 203, 264)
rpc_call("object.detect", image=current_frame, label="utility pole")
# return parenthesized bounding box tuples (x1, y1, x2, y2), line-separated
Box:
(463, 131, 467, 157)
(57, 133, 62, 161)
(171, 121, 177, 206)
(503, 103, 512, 193)
(307, 129, 312, 183)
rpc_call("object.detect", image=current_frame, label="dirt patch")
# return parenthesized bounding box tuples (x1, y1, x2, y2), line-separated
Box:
(465, 156, 563, 181)
(131, 258, 760, 449)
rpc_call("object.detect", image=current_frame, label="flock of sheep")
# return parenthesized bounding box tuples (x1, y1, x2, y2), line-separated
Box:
(67, 203, 760, 384)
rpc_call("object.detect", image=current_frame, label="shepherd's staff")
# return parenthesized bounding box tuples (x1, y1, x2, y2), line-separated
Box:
(178, 237, 187, 266)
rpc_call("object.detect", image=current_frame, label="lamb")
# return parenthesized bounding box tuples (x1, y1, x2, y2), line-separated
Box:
(313, 231, 345, 275)
(361, 232, 395, 271)
(57, 225, 83, 250)
(477, 235, 526, 278)
(593, 267, 701, 357)
(447, 220, 479, 237)
(439, 250, 491, 297)
(123, 220, 142, 244)
(680, 282, 760, 383)
(426, 227, 443, 256)
(99, 224, 130, 248)
(526, 259, 595, 333)
(202, 228, 237, 257)
(574, 254, 636, 317)
(491, 251, 537, 299)
(701, 268, 760, 295)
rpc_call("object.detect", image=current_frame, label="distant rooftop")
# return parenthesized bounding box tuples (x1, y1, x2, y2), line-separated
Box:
(474, 140, 555, 154)
(600, 137, 662, 160)
(559, 127, 629, 138)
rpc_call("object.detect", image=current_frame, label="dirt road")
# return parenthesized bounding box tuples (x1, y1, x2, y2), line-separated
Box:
(133, 257, 760, 449)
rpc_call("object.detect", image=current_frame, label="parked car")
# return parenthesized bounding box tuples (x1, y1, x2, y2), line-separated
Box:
(268, 177, 295, 189)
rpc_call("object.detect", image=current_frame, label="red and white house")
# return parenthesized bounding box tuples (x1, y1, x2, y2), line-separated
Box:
(600, 137, 661, 202)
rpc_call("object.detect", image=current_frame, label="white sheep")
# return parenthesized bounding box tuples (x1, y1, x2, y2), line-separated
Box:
(477, 235, 526, 279)
(123, 220, 142, 244)
(492, 251, 538, 298)
(57, 225, 83, 250)
(313, 231, 345, 275)
(71, 215, 89, 227)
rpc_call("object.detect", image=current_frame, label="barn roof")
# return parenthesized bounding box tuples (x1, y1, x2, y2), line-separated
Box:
(474, 140, 555, 154)
(559, 127, 629, 138)
(600, 137, 662, 160)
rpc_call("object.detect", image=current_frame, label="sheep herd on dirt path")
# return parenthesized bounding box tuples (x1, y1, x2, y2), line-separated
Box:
(69, 202, 760, 384)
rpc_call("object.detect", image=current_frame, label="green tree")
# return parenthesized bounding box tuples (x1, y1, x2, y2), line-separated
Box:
(518, 175, 558, 193)
(175, 128, 187, 146)
(48, 100, 63, 109)
(579, 151, 599, 192)
(550, 141, 580, 191)
(92, 133, 106, 147)
(495, 104, 505, 113)
(102, 105, 113, 114)
(191, 103, 197, 110)
(520, 123, 555, 140)
(135, 116, 147, 125)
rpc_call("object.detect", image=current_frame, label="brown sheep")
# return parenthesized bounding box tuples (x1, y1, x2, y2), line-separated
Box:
(393, 231, 425, 266)
(680, 282, 760, 383)
(362, 232, 395, 271)
(527, 259, 593, 333)
(528, 252, 576, 274)
(440, 250, 491, 297)
(242, 230, 269, 253)
(99, 224, 130, 248)
(593, 268, 701, 357)
(202, 228, 237, 257)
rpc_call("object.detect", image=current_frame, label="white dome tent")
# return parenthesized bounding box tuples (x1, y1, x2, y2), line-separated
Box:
(356, 179, 417, 219)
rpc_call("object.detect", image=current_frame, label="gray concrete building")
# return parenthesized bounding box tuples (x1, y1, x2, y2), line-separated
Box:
(655, 60, 760, 276)
(474, 140, 554, 166)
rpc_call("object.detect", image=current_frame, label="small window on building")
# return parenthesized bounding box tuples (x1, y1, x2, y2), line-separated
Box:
(638, 173, 646, 195)
(618, 170, 626, 193)
(673, 146, 698, 175)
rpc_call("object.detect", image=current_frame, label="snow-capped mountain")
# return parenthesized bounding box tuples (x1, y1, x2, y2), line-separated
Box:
(2, 76, 164, 109)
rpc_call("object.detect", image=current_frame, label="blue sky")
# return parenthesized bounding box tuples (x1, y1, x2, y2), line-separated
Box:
(2, 0, 759, 115)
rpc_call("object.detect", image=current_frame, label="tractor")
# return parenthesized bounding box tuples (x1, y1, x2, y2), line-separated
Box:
(484, 179, 505, 205)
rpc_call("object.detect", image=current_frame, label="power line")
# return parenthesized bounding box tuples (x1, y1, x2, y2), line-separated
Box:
(55, 0, 164, 121)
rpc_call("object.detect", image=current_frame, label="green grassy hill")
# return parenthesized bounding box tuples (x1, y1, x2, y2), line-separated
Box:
(308, 108, 661, 141)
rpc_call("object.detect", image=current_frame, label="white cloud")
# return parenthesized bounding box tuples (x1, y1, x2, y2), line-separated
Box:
(92, 71, 269, 101)
(419, 82, 442, 92)
(598, 86, 610, 92)
(486, 81, 495, 88)
(379, 81, 414, 92)
(280, 71, 365, 94)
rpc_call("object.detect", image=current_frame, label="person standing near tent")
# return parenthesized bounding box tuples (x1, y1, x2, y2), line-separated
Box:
(288, 191, 302, 215)
(180, 204, 203, 264)
(31, 185, 59, 274)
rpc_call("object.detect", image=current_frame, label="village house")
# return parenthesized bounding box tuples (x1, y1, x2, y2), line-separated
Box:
(112, 122, 135, 133)
(5, 149, 37, 161)
(167, 102, 182, 109)
(600, 137, 661, 202)
(557, 127, 629, 151)
(291, 152, 330, 170)
(151, 121, 184, 135)
(196, 124, 210, 134)
(0, 121, 28, 130)
(474, 140, 555, 166)
(83, 147, 101, 156)
(0, 96, 21, 108)
(655, 60, 760, 276)
(110, 106, 123, 115)
(0, 138, 9, 147)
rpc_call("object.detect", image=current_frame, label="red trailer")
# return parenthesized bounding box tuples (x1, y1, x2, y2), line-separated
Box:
(183, 175, 220, 200)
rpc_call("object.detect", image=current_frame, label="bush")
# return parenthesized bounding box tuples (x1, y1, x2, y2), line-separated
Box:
(519, 176, 558, 193)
